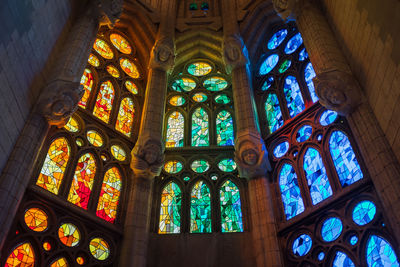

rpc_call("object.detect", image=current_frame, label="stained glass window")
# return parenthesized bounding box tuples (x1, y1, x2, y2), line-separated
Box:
(64, 117, 80, 132)
(259, 54, 279, 75)
(366, 235, 399, 266)
(220, 180, 243, 232)
(296, 125, 312, 142)
(78, 68, 94, 109)
(285, 33, 303, 54)
(43, 242, 51, 251)
(203, 76, 228, 91)
(191, 107, 209, 146)
(190, 181, 211, 233)
(116, 97, 135, 136)
(278, 59, 291, 73)
(265, 93, 284, 133)
(96, 167, 122, 223)
(36, 137, 70, 195)
(89, 237, 110, 260)
(273, 141, 289, 158)
(192, 93, 207, 102)
(171, 77, 196, 92)
(164, 160, 183, 174)
(321, 217, 342, 242)
(333, 251, 355, 267)
(110, 33, 132, 54)
(166, 111, 184, 147)
(125, 80, 138, 94)
(86, 130, 103, 147)
(159, 182, 182, 234)
(24, 207, 48, 232)
(93, 39, 114, 59)
(67, 153, 96, 209)
(218, 158, 236, 172)
(169, 96, 186, 106)
(120, 58, 140, 78)
(279, 163, 305, 220)
(215, 94, 230, 104)
(58, 223, 80, 247)
(187, 62, 212, 76)
(268, 29, 288, 50)
(50, 257, 69, 267)
(191, 159, 210, 173)
(352, 200, 376, 226)
(93, 80, 115, 123)
(261, 76, 274, 91)
(216, 110, 234, 146)
(110, 145, 126, 161)
(320, 110, 337, 126)
(284, 76, 305, 118)
(304, 62, 318, 102)
(5, 243, 35, 267)
(88, 53, 100, 67)
(292, 234, 312, 256)
(106, 65, 120, 78)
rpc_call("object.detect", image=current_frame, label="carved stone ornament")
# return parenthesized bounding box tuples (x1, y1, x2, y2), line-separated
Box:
(149, 37, 176, 72)
(314, 70, 362, 115)
(96, 0, 124, 28)
(272, 0, 299, 20)
(223, 34, 248, 73)
(131, 138, 165, 178)
(38, 80, 83, 127)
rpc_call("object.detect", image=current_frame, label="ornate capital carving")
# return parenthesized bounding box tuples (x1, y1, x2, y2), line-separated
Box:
(223, 34, 248, 73)
(96, 0, 124, 27)
(131, 138, 164, 178)
(272, 0, 298, 20)
(314, 70, 362, 115)
(149, 37, 176, 72)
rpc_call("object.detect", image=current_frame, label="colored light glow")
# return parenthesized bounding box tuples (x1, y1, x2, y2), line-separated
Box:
(278, 59, 291, 73)
(76, 256, 85, 265)
(320, 110, 338, 126)
(164, 160, 183, 173)
(24, 207, 48, 232)
(120, 58, 140, 78)
(284, 76, 305, 118)
(116, 97, 135, 137)
(78, 68, 94, 109)
(296, 125, 312, 142)
(111, 145, 126, 161)
(190, 181, 211, 233)
(87, 130, 103, 147)
(159, 182, 182, 234)
(187, 62, 212, 76)
(285, 32, 303, 54)
(265, 93, 284, 133)
(268, 29, 288, 50)
(43, 242, 51, 251)
(110, 33, 132, 54)
(96, 167, 122, 223)
(125, 80, 138, 94)
(166, 112, 184, 148)
(220, 180, 243, 232)
(5, 243, 35, 267)
(304, 62, 318, 102)
(93, 39, 113, 59)
(93, 80, 115, 123)
(58, 223, 80, 247)
(279, 163, 305, 219)
(259, 54, 279, 75)
(274, 141, 289, 158)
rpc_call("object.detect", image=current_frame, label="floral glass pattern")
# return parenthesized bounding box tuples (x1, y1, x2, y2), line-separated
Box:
(96, 167, 122, 223)
(159, 182, 182, 234)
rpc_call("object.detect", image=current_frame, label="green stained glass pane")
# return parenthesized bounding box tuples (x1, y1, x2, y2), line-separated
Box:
(216, 110, 234, 146)
(214, 94, 231, 104)
(191, 107, 209, 146)
(191, 159, 210, 173)
(278, 59, 291, 73)
(187, 62, 212, 76)
(164, 160, 183, 174)
(171, 78, 196, 92)
(166, 111, 184, 148)
(218, 158, 237, 172)
(203, 76, 228, 91)
(190, 181, 212, 233)
(220, 180, 243, 232)
(265, 93, 284, 133)
(159, 182, 182, 234)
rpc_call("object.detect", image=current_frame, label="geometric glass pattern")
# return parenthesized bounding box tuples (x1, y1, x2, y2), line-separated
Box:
(265, 93, 284, 133)
(279, 163, 305, 220)
(164, 160, 183, 174)
(93, 39, 113, 59)
(190, 180, 211, 233)
(296, 125, 312, 142)
(321, 217, 343, 242)
(86, 130, 103, 147)
(67, 153, 96, 209)
(284, 33, 303, 54)
(110, 33, 132, 54)
(187, 62, 212, 76)
(89, 237, 110, 261)
(292, 234, 312, 256)
(50, 257, 69, 267)
(93, 80, 115, 123)
(36, 137, 70, 195)
(352, 200, 376, 226)
(303, 148, 333, 205)
(5, 243, 35, 267)
(273, 141, 289, 158)
(78, 68, 94, 109)
(332, 251, 355, 267)
(166, 111, 184, 147)
(159, 182, 182, 234)
(304, 62, 318, 103)
(58, 223, 80, 247)
(218, 158, 237, 172)
(110, 145, 126, 161)
(106, 65, 120, 78)
(88, 53, 100, 67)
(259, 54, 279, 75)
(24, 207, 48, 232)
(268, 29, 288, 50)
(169, 96, 186, 106)
(366, 235, 399, 267)
(216, 110, 234, 146)
(284, 76, 305, 118)
(64, 117, 80, 133)
(96, 167, 122, 223)
(278, 59, 291, 73)
(192, 93, 207, 103)
(329, 130, 363, 187)
(115, 97, 135, 137)
(171, 78, 196, 92)
(191, 159, 210, 173)
(220, 180, 243, 232)
(119, 58, 140, 79)
(191, 107, 209, 146)
(299, 48, 308, 61)
(214, 94, 231, 104)
(320, 110, 338, 126)
(203, 76, 228, 91)
(125, 80, 138, 95)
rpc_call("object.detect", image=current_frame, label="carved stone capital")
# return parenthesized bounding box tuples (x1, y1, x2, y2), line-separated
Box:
(38, 80, 83, 127)
(223, 34, 248, 73)
(314, 70, 362, 115)
(272, 0, 298, 20)
(95, 0, 124, 27)
(131, 137, 164, 178)
(149, 37, 176, 72)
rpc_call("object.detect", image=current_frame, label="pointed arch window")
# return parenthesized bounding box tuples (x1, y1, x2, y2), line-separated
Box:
(5, 242, 35, 266)
(165, 111, 184, 148)
(159, 182, 182, 234)
(190, 180, 211, 233)
(216, 110, 234, 146)
(284, 76, 305, 118)
(79, 68, 94, 108)
(265, 93, 284, 133)
(93, 80, 115, 123)
(191, 107, 209, 147)
(96, 167, 122, 223)
(115, 97, 135, 136)
(220, 180, 243, 232)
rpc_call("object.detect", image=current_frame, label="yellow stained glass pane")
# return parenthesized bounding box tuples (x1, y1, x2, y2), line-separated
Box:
(78, 69, 94, 109)
(50, 257, 69, 267)
(88, 53, 100, 67)
(125, 80, 138, 94)
(5, 243, 35, 267)
(169, 96, 185, 106)
(96, 167, 122, 223)
(43, 242, 51, 251)
(93, 39, 113, 59)
(24, 207, 48, 232)
(86, 130, 103, 147)
(111, 145, 126, 161)
(93, 81, 115, 123)
(106, 65, 120, 78)
(120, 58, 140, 78)
(36, 137, 70, 195)
(187, 62, 212, 76)
(89, 237, 110, 261)
(64, 117, 80, 132)
(110, 33, 132, 54)
(58, 223, 80, 247)
(164, 160, 183, 173)
(115, 97, 135, 137)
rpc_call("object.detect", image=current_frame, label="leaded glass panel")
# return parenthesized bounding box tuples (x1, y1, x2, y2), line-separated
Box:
(191, 107, 209, 146)
(159, 182, 182, 234)
(190, 181, 211, 233)
(220, 180, 243, 232)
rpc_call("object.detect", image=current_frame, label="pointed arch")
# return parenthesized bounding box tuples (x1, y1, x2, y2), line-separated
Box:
(96, 167, 122, 223)
(190, 180, 211, 233)
(332, 251, 355, 267)
(93, 80, 115, 123)
(366, 235, 400, 266)
(165, 111, 185, 148)
(283, 75, 305, 118)
(220, 179, 243, 232)
(78, 68, 94, 108)
(265, 93, 284, 133)
(216, 110, 234, 146)
(304, 62, 318, 103)
(159, 181, 182, 234)
(5, 242, 35, 266)
(191, 106, 209, 147)
(115, 97, 135, 137)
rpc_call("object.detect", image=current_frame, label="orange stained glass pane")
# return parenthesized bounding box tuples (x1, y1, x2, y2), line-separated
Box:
(76, 257, 85, 265)
(96, 167, 122, 223)
(67, 153, 97, 209)
(106, 65, 120, 78)
(93, 80, 115, 123)
(36, 137, 70, 195)
(50, 257, 69, 267)
(120, 58, 140, 78)
(86, 130, 103, 147)
(88, 53, 100, 67)
(93, 39, 113, 59)
(110, 33, 132, 54)
(43, 242, 51, 251)
(125, 80, 138, 94)
(115, 97, 135, 137)
(5, 243, 35, 267)
(64, 116, 80, 133)
(89, 237, 110, 260)
(78, 69, 94, 109)
(24, 207, 48, 232)
(111, 145, 126, 161)
(58, 223, 80, 247)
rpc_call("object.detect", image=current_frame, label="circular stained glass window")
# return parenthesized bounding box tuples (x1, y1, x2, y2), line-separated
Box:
(319, 110, 338, 126)
(110, 145, 126, 161)
(76, 256, 85, 265)
(88, 53, 100, 67)
(259, 54, 279, 75)
(89, 237, 110, 261)
(318, 251, 325, 261)
(218, 158, 237, 172)
(261, 76, 274, 91)
(110, 33, 132, 54)
(125, 80, 138, 94)
(106, 65, 120, 78)
(292, 234, 312, 257)
(285, 33, 303, 54)
(352, 200, 376, 226)
(169, 95, 186, 106)
(187, 62, 212, 76)
(24, 207, 48, 232)
(58, 223, 80, 247)
(349, 235, 358, 245)
(183, 176, 190, 182)
(87, 130, 103, 147)
(43, 241, 51, 251)
(172, 77, 196, 92)
(93, 39, 113, 59)
(214, 94, 230, 104)
(120, 58, 140, 78)
(278, 59, 291, 73)
(268, 29, 288, 50)
(203, 76, 228, 91)
(273, 141, 289, 158)
(191, 160, 210, 173)
(64, 116, 80, 133)
(296, 125, 312, 142)
(164, 160, 183, 174)
(321, 217, 343, 242)
(192, 93, 207, 102)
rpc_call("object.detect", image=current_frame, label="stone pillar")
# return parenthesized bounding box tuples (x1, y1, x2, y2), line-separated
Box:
(221, 1, 283, 266)
(273, 0, 400, 244)
(119, 0, 176, 266)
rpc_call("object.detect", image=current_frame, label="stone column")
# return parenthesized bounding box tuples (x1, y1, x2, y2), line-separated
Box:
(273, 0, 400, 244)
(0, 1, 121, 250)
(221, 1, 283, 266)
(119, 0, 176, 266)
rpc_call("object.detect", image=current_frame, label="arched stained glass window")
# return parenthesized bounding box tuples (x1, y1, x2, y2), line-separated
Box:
(329, 131, 363, 187)
(304, 63, 318, 103)
(93, 80, 115, 123)
(284, 76, 305, 118)
(220, 180, 243, 232)
(36, 137, 70, 195)
(190, 180, 211, 233)
(332, 251, 355, 267)
(159, 182, 182, 234)
(191, 107, 209, 147)
(303, 147, 332, 205)
(366, 235, 399, 266)
(279, 163, 305, 220)
(5, 242, 35, 266)
(265, 93, 284, 133)
(67, 153, 97, 209)
(165, 111, 184, 148)
(115, 97, 135, 137)
(79, 68, 94, 109)
(96, 167, 122, 223)
(216, 110, 234, 146)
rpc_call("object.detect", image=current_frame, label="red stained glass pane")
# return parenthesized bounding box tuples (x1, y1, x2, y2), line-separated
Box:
(5, 243, 35, 267)
(78, 69, 94, 109)
(93, 81, 115, 123)
(96, 167, 122, 223)
(115, 97, 135, 137)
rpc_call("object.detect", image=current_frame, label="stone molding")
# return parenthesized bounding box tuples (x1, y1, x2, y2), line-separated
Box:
(131, 137, 165, 178)
(149, 36, 176, 72)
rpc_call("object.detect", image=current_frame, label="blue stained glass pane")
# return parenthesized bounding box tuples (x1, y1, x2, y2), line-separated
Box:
(299, 48, 308, 61)
(292, 234, 312, 256)
(273, 141, 289, 158)
(366, 235, 400, 267)
(352, 200, 376, 226)
(268, 29, 288, 50)
(284, 76, 305, 118)
(318, 252, 325, 261)
(329, 131, 363, 187)
(350, 235, 358, 245)
(321, 217, 343, 242)
(279, 164, 305, 220)
(320, 110, 338, 126)
(265, 94, 284, 133)
(259, 54, 279, 75)
(303, 148, 333, 205)
(296, 125, 312, 142)
(261, 76, 274, 91)
(285, 33, 303, 54)
(304, 63, 318, 103)
(333, 251, 356, 267)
